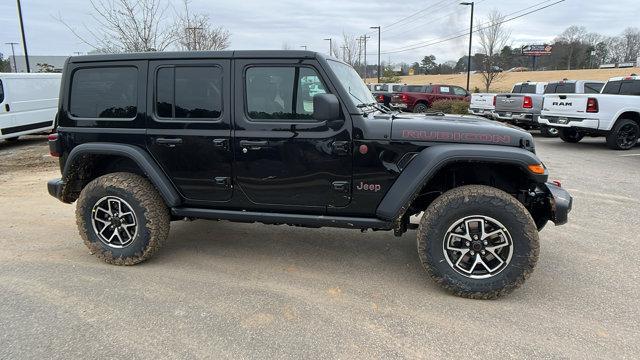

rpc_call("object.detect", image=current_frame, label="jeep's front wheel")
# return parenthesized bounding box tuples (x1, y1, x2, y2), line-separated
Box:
(76, 172, 170, 265)
(417, 185, 539, 299)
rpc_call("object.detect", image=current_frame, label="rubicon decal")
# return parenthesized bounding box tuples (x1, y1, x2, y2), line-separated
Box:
(401, 130, 512, 144)
(356, 182, 382, 192)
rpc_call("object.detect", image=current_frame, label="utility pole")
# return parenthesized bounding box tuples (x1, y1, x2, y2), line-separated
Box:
(16, 0, 30, 72)
(300, 45, 308, 51)
(461, 2, 474, 91)
(341, 45, 347, 62)
(370, 26, 381, 83)
(357, 37, 363, 77)
(362, 35, 371, 82)
(5, 42, 18, 72)
(323, 38, 333, 57)
(186, 27, 203, 50)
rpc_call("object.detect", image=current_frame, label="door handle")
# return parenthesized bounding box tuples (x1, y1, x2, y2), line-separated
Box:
(240, 140, 269, 151)
(212, 138, 228, 150)
(155, 137, 183, 147)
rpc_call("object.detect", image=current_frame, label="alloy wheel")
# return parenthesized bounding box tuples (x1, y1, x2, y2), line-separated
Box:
(91, 196, 138, 248)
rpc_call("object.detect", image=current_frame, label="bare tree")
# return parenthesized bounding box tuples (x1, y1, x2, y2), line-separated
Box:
(621, 27, 640, 62)
(57, 0, 176, 53)
(339, 32, 359, 66)
(477, 11, 511, 92)
(174, 0, 231, 51)
(281, 42, 292, 50)
(556, 25, 587, 70)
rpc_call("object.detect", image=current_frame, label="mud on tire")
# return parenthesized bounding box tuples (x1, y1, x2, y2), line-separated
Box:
(76, 172, 170, 265)
(417, 185, 539, 299)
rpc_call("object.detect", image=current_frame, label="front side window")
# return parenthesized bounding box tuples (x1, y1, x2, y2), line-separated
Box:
(70, 67, 137, 118)
(246, 66, 326, 120)
(155, 66, 223, 119)
(453, 86, 467, 96)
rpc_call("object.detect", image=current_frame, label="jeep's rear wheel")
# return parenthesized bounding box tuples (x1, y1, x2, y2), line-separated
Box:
(76, 172, 170, 265)
(558, 128, 584, 143)
(417, 185, 539, 299)
(606, 119, 639, 150)
(413, 103, 429, 113)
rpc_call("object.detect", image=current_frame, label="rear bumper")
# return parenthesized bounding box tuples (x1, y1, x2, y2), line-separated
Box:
(47, 178, 65, 202)
(468, 108, 494, 117)
(544, 182, 572, 226)
(538, 116, 599, 129)
(494, 111, 536, 122)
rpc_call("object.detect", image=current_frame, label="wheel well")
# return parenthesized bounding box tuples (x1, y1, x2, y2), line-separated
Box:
(415, 100, 429, 107)
(616, 111, 640, 126)
(62, 154, 145, 202)
(407, 162, 534, 217)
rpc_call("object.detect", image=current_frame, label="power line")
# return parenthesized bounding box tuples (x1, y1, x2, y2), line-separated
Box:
(369, 0, 457, 34)
(381, 0, 565, 54)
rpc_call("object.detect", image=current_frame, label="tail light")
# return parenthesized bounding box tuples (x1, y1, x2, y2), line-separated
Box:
(48, 132, 61, 157)
(523, 96, 533, 109)
(376, 94, 384, 103)
(492, 96, 496, 106)
(401, 94, 409, 103)
(586, 97, 599, 113)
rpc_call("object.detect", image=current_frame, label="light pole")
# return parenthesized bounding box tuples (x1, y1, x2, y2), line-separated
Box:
(323, 38, 332, 57)
(16, 0, 30, 72)
(370, 26, 381, 83)
(5, 42, 18, 72)
(460, 2, 474, 91)
(361, 35, 370, 82)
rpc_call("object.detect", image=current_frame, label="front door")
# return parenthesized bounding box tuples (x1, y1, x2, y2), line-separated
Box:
(233, 60, 352, 211)
(146, 59, 233, 204)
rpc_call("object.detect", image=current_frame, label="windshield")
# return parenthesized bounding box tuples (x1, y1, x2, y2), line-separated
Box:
(327, 60, 375, 106)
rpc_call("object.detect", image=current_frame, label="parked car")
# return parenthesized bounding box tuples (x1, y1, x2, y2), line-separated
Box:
(46, 50, 571, 299)
(468, 93, 497, 118)
(0, 72, 62, 142)
(391, 84, 470, 113)
(371, 83, 404, 107)
(539, 75, 640, 150)
(494, 81, 547, 131)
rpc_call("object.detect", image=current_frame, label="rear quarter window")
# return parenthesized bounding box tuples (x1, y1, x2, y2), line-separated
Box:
(69, 66, 138, 119)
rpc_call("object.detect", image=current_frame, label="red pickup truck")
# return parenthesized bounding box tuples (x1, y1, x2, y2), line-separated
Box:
(391, 84, 470, 112)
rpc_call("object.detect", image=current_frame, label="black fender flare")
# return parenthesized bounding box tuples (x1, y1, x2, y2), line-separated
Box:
(62, 143, 182, 207)
(376, 144, 548, 221)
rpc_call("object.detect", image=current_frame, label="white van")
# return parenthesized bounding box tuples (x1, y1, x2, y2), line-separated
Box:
(0, 73, 62, 141)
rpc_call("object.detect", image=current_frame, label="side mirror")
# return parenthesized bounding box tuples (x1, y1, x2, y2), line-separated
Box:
(313, 93, 341, 121)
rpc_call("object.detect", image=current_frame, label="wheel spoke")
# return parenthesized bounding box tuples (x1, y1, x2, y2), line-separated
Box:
(91, 196, 138, 248)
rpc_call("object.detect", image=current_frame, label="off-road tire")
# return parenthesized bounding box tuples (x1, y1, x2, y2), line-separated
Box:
(559, 128, 584, 143)
(540, 125, 559, 138)
(76, 172, 170, 265)
(417, 185, 539, 299)
(413, 103, 429, 113)
(606, 119, 639, 150)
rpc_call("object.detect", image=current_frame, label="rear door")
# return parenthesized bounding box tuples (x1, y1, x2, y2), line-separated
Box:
(146, 59, 233, 204)
(233, 59, 352, 210)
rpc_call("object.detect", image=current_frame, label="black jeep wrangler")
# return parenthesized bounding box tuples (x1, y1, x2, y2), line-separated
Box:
(47, 51, 571, 299)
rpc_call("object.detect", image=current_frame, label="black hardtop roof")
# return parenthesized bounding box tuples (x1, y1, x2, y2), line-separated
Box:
(68, 50, 328, 63)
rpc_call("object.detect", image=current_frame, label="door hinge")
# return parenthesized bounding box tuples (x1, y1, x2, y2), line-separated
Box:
(332, 181, 350, 193)
(332, 141, 350, 155)
(214, 177, 231, 188)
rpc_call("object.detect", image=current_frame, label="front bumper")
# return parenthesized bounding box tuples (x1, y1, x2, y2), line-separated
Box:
(544, 182, 572, 226)
(47, 178, 65, 202)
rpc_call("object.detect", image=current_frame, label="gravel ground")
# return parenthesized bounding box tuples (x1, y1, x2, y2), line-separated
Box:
(0, 135, 638, 359)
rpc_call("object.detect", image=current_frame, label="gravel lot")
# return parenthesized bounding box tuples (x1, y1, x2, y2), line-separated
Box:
(0, 135, 638, 359)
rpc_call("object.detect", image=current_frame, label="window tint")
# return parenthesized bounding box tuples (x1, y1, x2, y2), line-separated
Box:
(155, 66, 223, 119)
(518, 84, 537, 94)
(70, 67, 137, 118)
(602, 81, 621, 94)
(392, 85, 403, 92)
(545, 83, 576, 94)
(453, 86, 467, 96)
(619, 81, 640, 95)
(584, 82, 604, 93)
(403, 85, 430, 93)
(246, 66, 327, 120)
(512, 84, 522, 93)
(0, 79, 4, 103)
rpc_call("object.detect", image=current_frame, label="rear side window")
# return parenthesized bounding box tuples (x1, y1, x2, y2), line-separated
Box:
(545, 83, 576, 94)
(69, 67, 137, 119)
(245, 66, 327, 120)
(155, 66, 223, 119)
(584, 82, 604, 93)
(439, 86, 452, 94)
(0, 79, 4, 103)
(619, 81, 640, 95)
(602, 81, 622, 94)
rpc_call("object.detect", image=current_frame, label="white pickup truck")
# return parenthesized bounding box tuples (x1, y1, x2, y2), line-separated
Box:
(468, 93, 496, 119)
(539, 75, 640, 150)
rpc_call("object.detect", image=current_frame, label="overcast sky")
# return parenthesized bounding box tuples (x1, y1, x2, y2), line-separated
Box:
(1, 0, 639, 64)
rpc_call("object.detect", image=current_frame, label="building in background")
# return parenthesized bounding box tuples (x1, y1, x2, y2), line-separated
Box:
(9, 55, 68, 73)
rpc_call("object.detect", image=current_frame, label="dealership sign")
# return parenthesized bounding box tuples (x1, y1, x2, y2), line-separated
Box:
(522, 44, 553, 56)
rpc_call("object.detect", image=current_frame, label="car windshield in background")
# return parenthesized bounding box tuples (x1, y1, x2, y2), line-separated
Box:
(603, 80, 640, 95)
(513, 84, 537, 93)
(545, 83, 576, 94)
(328, 60, 375, 107)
